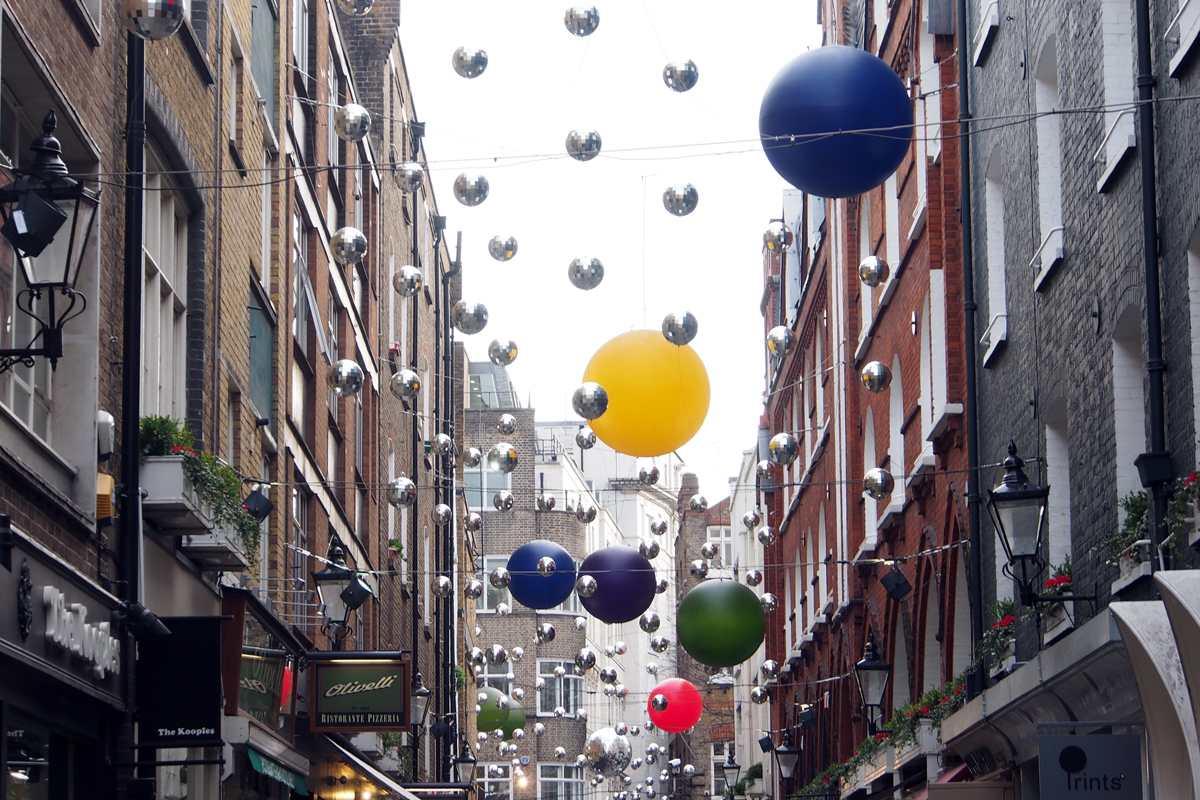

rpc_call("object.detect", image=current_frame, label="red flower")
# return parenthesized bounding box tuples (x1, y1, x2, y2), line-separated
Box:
(1187, 471, 1198, 487)
(852, 752, 859, 757)
(822, 777, 830, 784)
(1044, 575, 1072, 589)
(956, 684, 964, 695)
(875, 732, 889, 740)
(919, 706, 930, 715)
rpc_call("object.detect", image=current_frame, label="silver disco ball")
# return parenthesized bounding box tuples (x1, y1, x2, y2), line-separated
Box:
(745, 569, 763, 587)
(639, 540, 660, 560)
(700, 542, 718, 559)
(487, 644, 509, 666)
(566, 130, 603, 161)
(537, 556, 558, 577)
(435, 433, 454, 456)
(493, 491, 515, 511)
(496, 602, 511, 616)
(662, 60, 699, 92)
(568, 257, 605, 290)
(688, 495, 708, 513)
(861, 360, 892, 393)
(512, 647, 524, 662)
(757, 527, 777, 547)
(488, 442, 518, 474)
(564, 5, 600, 36)
(464, 579, 484, 599)
(469, 648, 486, 667)
(390, 369, 420, 400)
(488, 236, 519, 262)
(662, 184, 698, 217)
(393, 265, 423, 297)
(452, 46, 489, 79)
(599, 667, 618, 685)
(576, 648, 597, 671)
(681, 765, 694, 778)
(639, 612, 661, 633)
(650, 520, 668, 536)
(760, 593, 778, 613)
(767, 325, 794, 358)
(576, 575, 598, 597)
(655, 577, 669, 594)
(615, 641, 627, 655)
(661, 311, 698, 346)
(585, 728, 632, 777)
(327, 360, 365, 397)
(123, 0, 187, 40)
(487, 339, 518, 367)
(331, 227, 367, 266)
(537, 622, 556, 644)
(432, 503, 453, 526)
(689, 559, 708, 579)
(615, 723, 629, 736)
(761, 660, 780, 680)
(497, 413, 518, 435)
(572, 382, 609, 419)
(335, 0, 373, 16)
(650, 694, 668, 712)
(396, 163, 424, 194)
(864, 468, 895, 500)
(576, 426, 597, 449)
(756, 460, 774, 479)
(334, 103, 371, 142)
(576, 503, 598, 524)
(750, 687, 768, 704)
(743, 509, 761, 529)
(763, 221, 794, 253)
(639, 466, 660, 485)
(768, 432, 799, 466)
(490, 568, 511, 588)
(452, 301, 489, 334)
(432, 575, 453, 597)
(463, 447, 483, 468)
(537, 493, 557, 511)
(650, 635, 669, 653)
(452, 173, 490, 206)
(604, 645, 616, 658)
(387, 477, 417, 507)
(859, 255, 890, 288)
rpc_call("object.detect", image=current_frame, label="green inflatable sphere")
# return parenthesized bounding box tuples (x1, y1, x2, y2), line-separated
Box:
(677, 579, 766, 667)
(477, 686, 511, 732)
(501, 699, 526, 740)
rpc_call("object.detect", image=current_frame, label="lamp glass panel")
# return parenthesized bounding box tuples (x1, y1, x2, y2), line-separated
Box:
(721, 761, 741, 789)
(315, 572, 352, 624)
(996, 497, 1044, 559)
(856, 665, 889, 708)
(410, 688, 431, 725)
(774, 748, 799, 779)
(21, 194, 88, 287)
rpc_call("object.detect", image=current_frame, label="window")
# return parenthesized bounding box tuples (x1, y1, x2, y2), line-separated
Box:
(783, 189, 804, 326)
(1033, 37, 1064, 285)
(889, 355, 904, 480)
(465, 453, 509, 510)
(0, 232, 51, 440)
(291, 486, 308, 592)
(859, 197, 873, 349)
(260, 150, 273, 289)
(327, 52, 341, 179)
(327, 429, 340, 487)
(864, 409, 878, 532)
(982, 146, 1007, 365)
(478, 764, 512, 800)
(1098, 0, 1135, 188)
(477, 662, 512, 695)
(469, 372, 498, 408)
(143, 145, 189, 419)
(250, 0, 277, 125)
(1112, 305, 1145, 523)
(292, 211, 309, 356)
(354, 389, 364, 472)
(249, 291, 274, 428)
(537, 660, 582, 716)
(711, 743, 730, 796)
(547, 561, 583, 613)
(706, 525, 733, 567)
(228, 38, 245, 158)
(478, 556, 510, 612)
(1044, 395, 1071, 569)
(539, 765, 583, 800)
(328, 289, 341, 421)
(291, 0, 309, 81)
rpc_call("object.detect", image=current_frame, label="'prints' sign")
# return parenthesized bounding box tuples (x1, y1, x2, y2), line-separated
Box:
(42, 586, 121, 678)
(1038, 734, 1141, 800)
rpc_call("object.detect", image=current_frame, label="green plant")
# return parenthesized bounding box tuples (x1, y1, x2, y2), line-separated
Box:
(455, 664, 467, 692)
(1034, 556, 1072, 615)
(387, 539, 406, 560)
(726, 762, 763, 798)
(1103, 490, 1149, 565)
(1165, 467, 1199, 563)
(975, 598, 1018, 668)
(141, 416, 261, 565)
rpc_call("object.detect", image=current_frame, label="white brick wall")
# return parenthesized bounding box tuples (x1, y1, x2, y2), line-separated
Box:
(1112, 305, 1146, 514)
(1101, 0, 1136, 165)
(1035, 37, 1064, 238)
(890, 355, 904, 477)
(1044, 400, 1072, 569)
(985, 147, 1007, 331)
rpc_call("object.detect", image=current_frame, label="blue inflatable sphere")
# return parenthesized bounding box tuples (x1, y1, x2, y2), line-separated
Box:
(759, 46, 913, 199)
(578, 546, 656, 624)
(507, 540, 577, 610)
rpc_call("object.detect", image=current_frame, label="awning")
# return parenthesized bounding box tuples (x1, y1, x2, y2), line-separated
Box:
(248, 745, 309, 795)
(320, 734, 426, 800)
(902, 763, 970, 800)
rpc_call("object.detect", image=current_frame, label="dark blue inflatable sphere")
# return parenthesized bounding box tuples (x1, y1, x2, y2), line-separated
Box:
(507, 540, 577, 610)
(759, 46, 913, 199)
(578, 545, 656, 624)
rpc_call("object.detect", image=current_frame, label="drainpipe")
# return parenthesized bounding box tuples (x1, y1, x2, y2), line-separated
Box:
(956, 0, 985, 699)
(439, 230, 461, 780)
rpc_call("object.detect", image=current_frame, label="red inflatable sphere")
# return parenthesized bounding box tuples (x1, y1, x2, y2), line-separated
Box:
(647, 678, 702, 733)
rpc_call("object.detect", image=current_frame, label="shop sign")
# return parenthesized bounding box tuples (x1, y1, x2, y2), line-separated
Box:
(1038, 734, 1141, 799)
(137, 617, 224, 748)
(311, 659, 411, 732)
(41, 585, 122, 678)
(239, 649, 286, 726)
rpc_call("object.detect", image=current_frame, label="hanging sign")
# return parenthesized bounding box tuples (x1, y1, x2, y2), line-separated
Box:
(1038, 734, 1141, 800)
(136, 617, 224, 748)
(310, 658, 411, 732)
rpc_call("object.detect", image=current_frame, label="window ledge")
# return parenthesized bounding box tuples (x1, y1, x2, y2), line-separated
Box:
(853, 533, 879, 564)
(179, 18, 217, 86)
(906, 445, 937, 487)
(1032, 227, 1065, 292)
(65, 0, 101, 47)
(1097, 137, 1136, 193)
(981, 315, 1007, 368)
(855, 330, 873, 364)
(877, 498, 905, 531)
(973, 1, 1000, 66)
(1170, 13, 1200, 76)
(908, 194, 928, 241)
(928, 403, 963, 441)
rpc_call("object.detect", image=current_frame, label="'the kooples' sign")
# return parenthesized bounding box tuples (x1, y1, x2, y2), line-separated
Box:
(43, 586, 121, 679)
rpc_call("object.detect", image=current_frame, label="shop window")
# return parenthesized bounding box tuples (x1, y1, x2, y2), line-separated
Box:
(239, 607, 297, 740)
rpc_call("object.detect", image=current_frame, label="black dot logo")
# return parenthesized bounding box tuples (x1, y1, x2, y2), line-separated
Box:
(1059, 745, 1088, 774)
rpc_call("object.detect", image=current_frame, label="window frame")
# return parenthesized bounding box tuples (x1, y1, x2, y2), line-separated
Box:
(536, 659, 582, 717)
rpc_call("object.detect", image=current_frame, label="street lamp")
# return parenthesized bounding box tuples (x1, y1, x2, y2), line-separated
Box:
(854, 633, 890, 735)
(410, 671, 432, 726)
(987, 441, 1049, 602)
(771, 732, 800, 781)
(721, 749, 742, 795)
(0, 111, 100, 373)
(312, 542, 372, 648)
(451, 740, 477, 782)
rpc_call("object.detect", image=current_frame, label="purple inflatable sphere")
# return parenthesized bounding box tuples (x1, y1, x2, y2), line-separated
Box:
(579, 545, 656, 624)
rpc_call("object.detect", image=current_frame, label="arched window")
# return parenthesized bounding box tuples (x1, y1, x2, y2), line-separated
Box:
(983, 146, 1007, 365)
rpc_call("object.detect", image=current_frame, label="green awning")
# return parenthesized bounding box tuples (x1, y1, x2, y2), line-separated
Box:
(248, 745, 309, 795)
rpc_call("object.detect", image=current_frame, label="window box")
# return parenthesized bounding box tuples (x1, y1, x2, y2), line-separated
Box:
(1111, 539, 1153, 595)
(1042, 600, 1074, 646)
(141, 455, 215, 534)
(894, 718, 942, 769)
(987, 638, 1018, 679)
(181, 524, 250, 570)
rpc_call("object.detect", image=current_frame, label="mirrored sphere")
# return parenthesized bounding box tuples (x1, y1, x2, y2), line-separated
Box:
(757, 527, 778, 547)
(334, 103, 371, 142)
(564, 5, 600, 36)
(576, 575, 599, 597)
(688, 495, 708, 513)
(452, 46, 489, 78)
(662, 184, 699, 217)
(463, 447, 483, 468)
(477, 732, 489, 743)
(864, 467, 895, 500)
(487, 644, 508, 665)
(615, 685, 628, 699)
(860, 360, 892, 393)
(615, 641, 628, 655)
(639, 540, 660, 560)
(763, 221, 794, 252)
(760, 593, 778, 613)
(662, 60, 699, 92)
(123, 0, 187, 40)
(566, 130, 603, 161)
(393, 265, 422, 297)
(536, 678, 547, 691)
(689, 560, 708, 579)
(497, 413, 518, 435)
(750, 687, 769, 704)
(661, 311, 699, 346)
(576, 503, 597, 523)
(603, 684, 616, 697)
(650, 520, 668, 536)
(647, 663, 659, 675)
(599, 667, 617, 684)
(537, 556, 558, 577)
(640, 466, 661, 486)
(535, 723, 546, 736)
(743, 509, 761, 529)
(745, 569, 763, 587)
(489, 339, 519, 367)
(576, 425, 597, 449)
(767, 326, 794, 359)
(334, 0, 373, 15)
(576, 648, 597, 671)
(554, 706, 566, 717)
(761, 660, 780, 679)
(700, 542, 718, 559)
(493, 491, 515, 511)
(537, 493, 557, 511)
(858, 255, 890, 288)
(432, 576, 453, 597)
(453, 173, 490, 206)
(431, 504, 453, 526)
(756, 459, 774, 479)
(512, 646, 524, 662)
(682, 765, 695, 777)
(488, 235, 519, 262)
(452, 300, 489, 334)
(614, 723, 628, 736)
(489, 568, 511, 588)
(464, 579, 484, 600)
(537, 623, 556, 643)
(496, 603, 511, 616)
(604, 646, 616, 658)
(568, 257, 605, 290)
(331, 227, 367, 265)
(435, 434, 454, 457)
(383, 477, 417, 510)
(470, 648, 486, 667)
(327, 360, 365, 397)
(651, 694, 668, 712)
(572, 382, 609, 419)
(650, 635, 670, 653)
(555, 747, 567, 759)
(768, 432, 799, 466)
(640, 611, 661, 633)
(655, 577, 670, 594)
(488, 443, 518, 474)
(396, 163, 424, 194)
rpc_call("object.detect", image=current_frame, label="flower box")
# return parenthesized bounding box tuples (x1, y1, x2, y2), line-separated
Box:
(180, 524, 250, 570)
(140, 455, 214, 534)
(894, 718, 942, 768)
(1042, 600, 1074, 645)
(1111, 539, 1153, 595)
(988, 638, 1018, 679)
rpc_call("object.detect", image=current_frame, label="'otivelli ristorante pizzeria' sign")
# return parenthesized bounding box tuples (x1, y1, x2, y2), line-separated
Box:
(310, 659, 411, 732)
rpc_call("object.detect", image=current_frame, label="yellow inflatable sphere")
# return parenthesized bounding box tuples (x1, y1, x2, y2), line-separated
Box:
(582, 330, 710, 457)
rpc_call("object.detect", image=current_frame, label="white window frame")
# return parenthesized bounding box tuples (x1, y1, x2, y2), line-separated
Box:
(706, 525, 734, 572)
(982, 147, 1007, 366)
(478, 764, 513, 800)
(477, 556, 510, 612)
(539, 765, 583, 800)
(142, 145, 189, 420)
(536, 659, 582, 717)
(465, 459, 510, 511)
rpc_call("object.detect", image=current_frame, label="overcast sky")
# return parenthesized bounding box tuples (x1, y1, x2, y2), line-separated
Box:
(399, 2, 821, 501)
